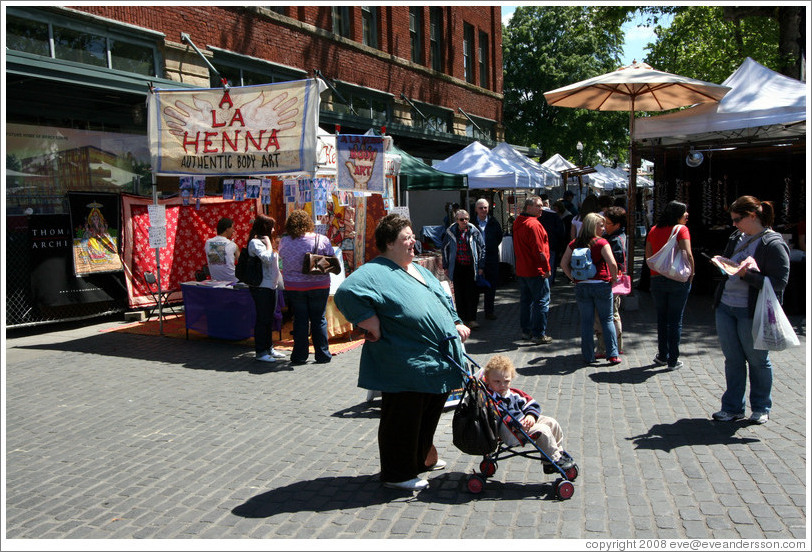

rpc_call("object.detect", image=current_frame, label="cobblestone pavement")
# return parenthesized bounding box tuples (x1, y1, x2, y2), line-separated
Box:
(4, 278, 808, 546)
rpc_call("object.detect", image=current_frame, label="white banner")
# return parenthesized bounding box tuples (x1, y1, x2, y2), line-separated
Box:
(335, 134, 385, 193)
(148, 79, 326, 176)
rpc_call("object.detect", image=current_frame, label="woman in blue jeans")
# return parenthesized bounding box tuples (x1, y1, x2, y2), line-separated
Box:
(645, 201, 695, 370)
(711, 196, 789, 425)
(560, 213, 620, 365)
(279, 210, 335, 365)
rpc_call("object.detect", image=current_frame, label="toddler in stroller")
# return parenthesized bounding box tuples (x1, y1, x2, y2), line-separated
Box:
(482, 355, 575, 473)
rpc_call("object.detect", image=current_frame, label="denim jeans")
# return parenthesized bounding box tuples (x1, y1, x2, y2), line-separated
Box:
(518, 275, 550, 338)
(649, 276, 691, 367)
(285, 288, 331, 363)
(715, 302, 773, 414)
(575, 282, 617, 362)
(249, 287, 277, 356)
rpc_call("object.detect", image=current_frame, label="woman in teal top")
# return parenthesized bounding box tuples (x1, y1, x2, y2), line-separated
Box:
(335, 214, 470, 492)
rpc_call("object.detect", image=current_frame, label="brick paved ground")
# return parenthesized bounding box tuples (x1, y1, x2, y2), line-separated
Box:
(4, 277, 808, 545)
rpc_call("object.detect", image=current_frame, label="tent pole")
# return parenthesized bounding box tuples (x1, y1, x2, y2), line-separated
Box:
(151, 173, 164, 336)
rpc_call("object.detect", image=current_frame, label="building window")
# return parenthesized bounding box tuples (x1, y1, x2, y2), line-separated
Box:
(478, 31, 489, 89)
(361, 6, 378, 48)
(330, 85, 390, 125)
(464, 115, 495, 141)
(208, 49, 307, 88)
(429, 7, 443, 72)
(409, 7, 423, 64)
(268, 6, 286, 16)
(6, 15, 50, 57)
(6, 11, 159, 77)
(332, 7, 351, 38)
(411, 103, 451, 134)
(463, 23, 475, 84)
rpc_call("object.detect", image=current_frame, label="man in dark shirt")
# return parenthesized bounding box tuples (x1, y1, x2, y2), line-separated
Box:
(538, 194, 566, 286)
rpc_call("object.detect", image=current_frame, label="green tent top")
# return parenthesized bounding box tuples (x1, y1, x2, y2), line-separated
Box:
(391, 145, 468, 190)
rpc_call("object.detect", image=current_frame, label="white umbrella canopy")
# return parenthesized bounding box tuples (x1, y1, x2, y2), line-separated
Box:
(543, 61, 732, 282)
(543, 61, 731, 112)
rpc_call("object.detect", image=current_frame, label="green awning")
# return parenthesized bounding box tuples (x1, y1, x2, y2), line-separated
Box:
(392, 145, 467, 190)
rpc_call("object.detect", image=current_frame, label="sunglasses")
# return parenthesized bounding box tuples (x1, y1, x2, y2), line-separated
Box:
(731, 215, 744, 224)
(457, 217, 469, 221)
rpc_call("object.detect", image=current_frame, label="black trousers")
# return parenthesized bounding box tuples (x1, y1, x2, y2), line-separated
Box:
(249, 286, 277, 355)
(452, 262, 478, 322)
(378, 391, 448, 483)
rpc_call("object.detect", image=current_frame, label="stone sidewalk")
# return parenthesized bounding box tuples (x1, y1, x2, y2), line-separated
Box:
(3, 279, 808, 544)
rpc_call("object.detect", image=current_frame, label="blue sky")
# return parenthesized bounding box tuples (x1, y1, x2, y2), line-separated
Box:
(501, 6, 673, 66)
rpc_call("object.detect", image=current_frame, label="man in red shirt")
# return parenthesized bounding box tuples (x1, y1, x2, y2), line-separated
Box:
(513, 196, 552, 344)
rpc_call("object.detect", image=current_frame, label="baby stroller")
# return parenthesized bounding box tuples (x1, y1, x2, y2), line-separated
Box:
(442, 337, 579, 500)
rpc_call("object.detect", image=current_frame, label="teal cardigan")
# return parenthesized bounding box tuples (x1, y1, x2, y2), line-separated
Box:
(334, 257, 465, 394)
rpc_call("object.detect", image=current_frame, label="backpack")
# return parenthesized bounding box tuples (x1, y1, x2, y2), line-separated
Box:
(235, 246, 263, 286)
(452, 379, 500, 456)
(570, 243, 597, 280)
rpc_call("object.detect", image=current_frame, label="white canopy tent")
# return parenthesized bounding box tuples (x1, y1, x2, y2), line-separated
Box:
(491, 142, 560, 189)
(434, 140, 535, 190)
(635, 57, 806, 147)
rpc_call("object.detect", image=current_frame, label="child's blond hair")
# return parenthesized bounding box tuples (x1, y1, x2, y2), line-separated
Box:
(483, 355, 517, 379)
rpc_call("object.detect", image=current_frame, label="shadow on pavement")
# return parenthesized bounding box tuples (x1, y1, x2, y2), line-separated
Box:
(231, 472, 564, 518)
(628, 417, 759, 452)
(589, 363, 674, 384)
(331, 400, 380, 419)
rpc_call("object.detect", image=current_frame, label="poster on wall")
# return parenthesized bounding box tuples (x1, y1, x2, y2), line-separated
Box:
(336, 134, 385, 193)
(28, 214, 114, 307)
(148, 79, 326, 176)
(67, 192, 123, 276)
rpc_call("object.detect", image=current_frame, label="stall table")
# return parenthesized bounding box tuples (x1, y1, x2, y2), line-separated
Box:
(181, 281, 256, 340)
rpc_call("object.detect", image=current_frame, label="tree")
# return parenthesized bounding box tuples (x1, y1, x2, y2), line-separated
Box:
(643, 6, 801, 83)
(502, 5, 629, 165)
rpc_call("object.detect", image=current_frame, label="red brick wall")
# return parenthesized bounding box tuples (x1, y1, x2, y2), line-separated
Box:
(73, 5, 503, 123)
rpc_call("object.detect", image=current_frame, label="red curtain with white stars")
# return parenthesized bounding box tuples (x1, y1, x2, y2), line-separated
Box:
(122, 194, 260, 308)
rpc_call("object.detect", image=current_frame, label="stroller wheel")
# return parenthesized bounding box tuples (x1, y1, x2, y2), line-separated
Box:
(479, 459, 497, 478)
(555, 479, 575, 500)
(467, 474, 485, 494)
(565, 464, 579, 481)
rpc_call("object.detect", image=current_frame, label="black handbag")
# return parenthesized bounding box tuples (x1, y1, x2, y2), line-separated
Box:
(301, 235, 340, 275)
(235, 247, 263, 286)
(452, 379, 499, 456)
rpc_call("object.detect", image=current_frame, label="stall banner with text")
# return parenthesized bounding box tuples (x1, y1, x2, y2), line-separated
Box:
(148, 79, 325, 176)
(121, 195, 259, 308)
(336, 134, 385, 193)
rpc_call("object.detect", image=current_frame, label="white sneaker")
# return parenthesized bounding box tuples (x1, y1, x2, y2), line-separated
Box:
(269, 348, 285, 359)
(749, 411, 769, 424)
(427, 459, 447, 471)
(383, 477, 429, 491)
(255, 354, 276, 363)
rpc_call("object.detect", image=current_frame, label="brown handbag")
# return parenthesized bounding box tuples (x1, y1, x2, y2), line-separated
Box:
(301, 235, 341, 275)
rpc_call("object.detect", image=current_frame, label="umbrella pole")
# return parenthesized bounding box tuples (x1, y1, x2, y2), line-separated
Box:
(627, 105, 637, 292)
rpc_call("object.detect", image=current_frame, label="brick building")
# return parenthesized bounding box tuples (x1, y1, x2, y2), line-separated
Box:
(5, 5, 505, 325)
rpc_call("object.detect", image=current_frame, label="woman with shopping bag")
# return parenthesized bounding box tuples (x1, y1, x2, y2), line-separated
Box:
(711, 196, 790, 425)
(645, 201, 695, 370)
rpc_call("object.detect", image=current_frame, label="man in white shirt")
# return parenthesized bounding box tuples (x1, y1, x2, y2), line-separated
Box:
(204, 217, 239, 281)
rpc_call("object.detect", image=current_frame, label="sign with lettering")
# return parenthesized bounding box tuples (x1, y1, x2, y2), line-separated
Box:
(28, 214, 113, 306)
(148, 79, 326, 176)
(336, 134, 385, 193)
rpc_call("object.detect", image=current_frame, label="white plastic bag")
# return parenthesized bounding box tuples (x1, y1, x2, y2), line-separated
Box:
(752, 278, 799, 351)
(646, 225, 692, 282)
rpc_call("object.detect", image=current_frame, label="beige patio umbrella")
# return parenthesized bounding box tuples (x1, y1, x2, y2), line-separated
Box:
(544, 61, 731, 286)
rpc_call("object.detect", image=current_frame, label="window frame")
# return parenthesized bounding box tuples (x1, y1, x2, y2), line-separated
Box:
(332, 6, 351, 39)
(409, 7, 423, 65)
(463, 23, 475, 84)
(361, 6, 378, 49)
(429, 7, 443, 73)
(207, 46, 307, 88)
(478, 30, 489, 89)
(5, 8, 162, 78)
